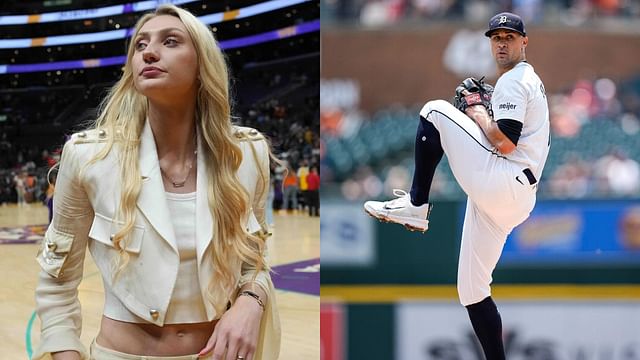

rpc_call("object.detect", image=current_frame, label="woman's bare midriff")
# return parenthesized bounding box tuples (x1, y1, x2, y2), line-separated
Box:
(97, 315, 218, 356)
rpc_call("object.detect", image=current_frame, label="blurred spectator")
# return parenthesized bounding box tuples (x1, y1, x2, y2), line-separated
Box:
(266, 179, 275, 227)
(513, 0, 543, 23)
(383, 165, 412, 196)
(340, 165, 383, 201)
(282, 166, 299, 212)
(272, 160, 286, 211)
(25, 172, 36, 203)
(548, 153, 592, 198)
(46, 172, 56, 224)
(306, 167, 320, 216)
(0, 172, 13, 206)
(601, 149, 640, 196)
(14, 171, 26, 206)
(360, 0, 405, 26)
(411, 0, 456, 20)
(297, 160, 310, 211)
(42, 150, 56, 168)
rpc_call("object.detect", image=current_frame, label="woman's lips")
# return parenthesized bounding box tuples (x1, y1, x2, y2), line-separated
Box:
(140, 67, 165, 77)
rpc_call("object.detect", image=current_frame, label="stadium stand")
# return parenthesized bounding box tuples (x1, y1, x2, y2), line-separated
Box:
(323, 75, 640, 199)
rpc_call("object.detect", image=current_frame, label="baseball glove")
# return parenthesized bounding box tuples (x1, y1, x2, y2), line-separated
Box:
(453, 76, 494, 115)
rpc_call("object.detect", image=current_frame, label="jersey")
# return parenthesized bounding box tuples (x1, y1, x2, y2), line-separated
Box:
(297, 166, 309, 191)
(491, 61, 550, 181)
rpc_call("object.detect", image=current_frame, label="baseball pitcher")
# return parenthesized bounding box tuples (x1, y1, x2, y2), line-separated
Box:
(364, 12, 550, 360)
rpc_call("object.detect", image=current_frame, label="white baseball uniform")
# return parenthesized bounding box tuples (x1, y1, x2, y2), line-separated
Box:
(419, 61, 549, 305)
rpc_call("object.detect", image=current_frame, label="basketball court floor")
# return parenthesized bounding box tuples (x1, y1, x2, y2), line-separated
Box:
(2, 203, 319, 359)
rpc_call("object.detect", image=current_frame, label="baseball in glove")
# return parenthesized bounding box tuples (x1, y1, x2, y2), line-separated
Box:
(453, 76, 494, 116)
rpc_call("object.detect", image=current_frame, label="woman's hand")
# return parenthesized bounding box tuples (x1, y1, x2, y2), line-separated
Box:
(199, 295, 264, 360)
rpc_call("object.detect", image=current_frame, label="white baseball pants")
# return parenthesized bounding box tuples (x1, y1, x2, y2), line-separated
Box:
(420, 100, 537, 306)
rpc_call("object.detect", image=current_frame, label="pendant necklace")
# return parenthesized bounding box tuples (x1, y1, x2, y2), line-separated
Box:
(160, 140, 197, 188)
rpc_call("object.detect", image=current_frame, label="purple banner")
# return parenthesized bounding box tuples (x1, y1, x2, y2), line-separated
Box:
(220, 19, 320, 49)
(5, 56, 126, 73)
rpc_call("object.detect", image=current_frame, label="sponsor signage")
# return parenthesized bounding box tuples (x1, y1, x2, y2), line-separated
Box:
(321, 204, 375, 266)
(497, 201, 640, 264)
(396, 301, 640, 360)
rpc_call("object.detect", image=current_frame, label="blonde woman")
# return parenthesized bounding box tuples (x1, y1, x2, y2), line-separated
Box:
(33, 5, 279, 360)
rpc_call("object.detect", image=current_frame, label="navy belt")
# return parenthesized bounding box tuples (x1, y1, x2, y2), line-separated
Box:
(522, 168, 537, 185)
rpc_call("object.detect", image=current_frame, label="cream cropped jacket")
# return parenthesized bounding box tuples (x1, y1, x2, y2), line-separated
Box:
(33, 120, 280, 359)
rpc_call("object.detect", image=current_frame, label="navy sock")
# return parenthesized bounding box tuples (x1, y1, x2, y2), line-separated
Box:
(409, 115, 443, 206)
(466, 296, 506, 360)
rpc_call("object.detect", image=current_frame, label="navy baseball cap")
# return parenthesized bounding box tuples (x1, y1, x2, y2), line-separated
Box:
(484, 12, 526, 37)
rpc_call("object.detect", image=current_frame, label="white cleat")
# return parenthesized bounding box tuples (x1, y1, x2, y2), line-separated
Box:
(363, 189, 433, 232)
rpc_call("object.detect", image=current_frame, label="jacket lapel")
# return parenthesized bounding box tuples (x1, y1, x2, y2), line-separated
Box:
(137, 120, 178, 253)
(195, 134, 214, 263)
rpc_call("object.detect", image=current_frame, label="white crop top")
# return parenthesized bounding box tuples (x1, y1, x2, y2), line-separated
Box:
(103, 191, 208, 324)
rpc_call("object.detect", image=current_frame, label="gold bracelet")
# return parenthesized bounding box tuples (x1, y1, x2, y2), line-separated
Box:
(238, 290, 265, 311)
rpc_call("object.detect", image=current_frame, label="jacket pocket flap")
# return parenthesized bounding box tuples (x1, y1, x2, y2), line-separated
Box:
(89, 213, 144, 253)
(36, 227, 74, 278)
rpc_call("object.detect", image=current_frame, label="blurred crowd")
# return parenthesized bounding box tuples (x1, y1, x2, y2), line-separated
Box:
(0, 168, 53, 207)
(239, 72, 321, 216)
(242, 97, 320, 171)
(272, 160, 321, 217)
(550, 77, 640, 138)
(333, 149, 640, 202)
(0, 69, 321, 219)
(322, 75, 640, 201)
(322, 0, 640, 26)
(0, 136, 57, 169)
(1, 88, 80, 126)
(549, 150, 639, 198)
(0, 135, 58, 206)
(545, 76, 640, 198)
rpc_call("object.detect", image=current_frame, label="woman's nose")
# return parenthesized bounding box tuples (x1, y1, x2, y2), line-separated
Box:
(142, 46, 159, 63)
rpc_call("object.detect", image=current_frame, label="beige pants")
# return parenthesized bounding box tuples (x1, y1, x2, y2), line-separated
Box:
(90, 340, 202, 360)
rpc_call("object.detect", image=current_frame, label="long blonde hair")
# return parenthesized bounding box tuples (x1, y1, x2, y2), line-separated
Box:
(86, 4, 266, 313)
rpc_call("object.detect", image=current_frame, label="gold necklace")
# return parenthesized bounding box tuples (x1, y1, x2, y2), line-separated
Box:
(160, 139, 197, 188)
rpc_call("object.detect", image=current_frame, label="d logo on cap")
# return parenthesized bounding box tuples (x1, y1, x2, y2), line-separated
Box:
(484, 12, 526, 37)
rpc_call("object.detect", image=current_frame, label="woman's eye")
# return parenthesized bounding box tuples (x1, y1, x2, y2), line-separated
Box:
(165, 38, 178, 46)
(135, 42, 147, 51)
